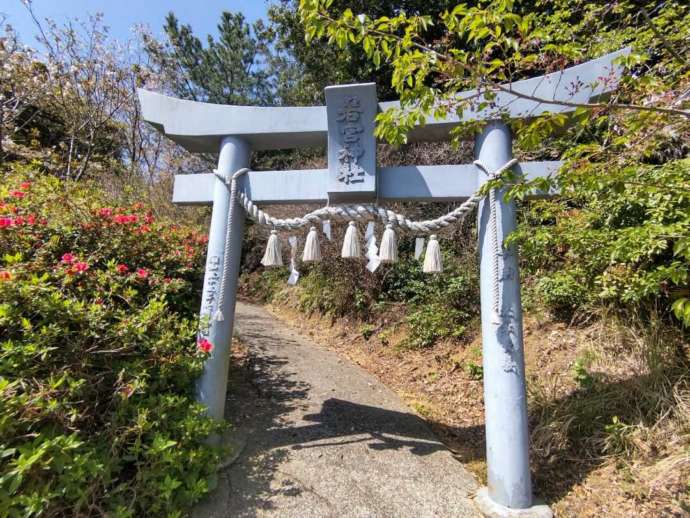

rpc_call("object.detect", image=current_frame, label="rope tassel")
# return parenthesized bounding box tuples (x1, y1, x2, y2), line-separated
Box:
(423, 235, 442, 273)
(341, 221, 361, 259)
(302, 226, 322, 262)
(379, 223, 397, 263)
(261, 230, 283, 267)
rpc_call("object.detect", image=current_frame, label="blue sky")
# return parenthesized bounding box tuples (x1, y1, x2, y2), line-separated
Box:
(1, 0, 273, 44)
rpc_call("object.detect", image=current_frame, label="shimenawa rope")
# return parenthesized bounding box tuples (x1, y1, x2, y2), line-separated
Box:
(211, 159, 517, 323)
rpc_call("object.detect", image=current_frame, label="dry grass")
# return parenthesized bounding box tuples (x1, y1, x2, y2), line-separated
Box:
(529, 313, 690, 517)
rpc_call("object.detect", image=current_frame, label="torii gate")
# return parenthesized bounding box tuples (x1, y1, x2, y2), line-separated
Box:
(139, 48, 627, 517)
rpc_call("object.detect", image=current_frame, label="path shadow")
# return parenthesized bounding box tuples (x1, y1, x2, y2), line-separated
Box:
(221, 327, 483, 515)
(229, 343, 458, 455)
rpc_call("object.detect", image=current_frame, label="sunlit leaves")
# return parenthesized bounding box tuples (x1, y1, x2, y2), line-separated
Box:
(299, 0, 689, 154)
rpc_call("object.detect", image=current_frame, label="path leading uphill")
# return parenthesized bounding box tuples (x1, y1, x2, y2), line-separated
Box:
(193, 301, 480, 518)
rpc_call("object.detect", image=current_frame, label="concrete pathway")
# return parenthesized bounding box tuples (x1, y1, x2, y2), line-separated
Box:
(193, 302, 480, 518)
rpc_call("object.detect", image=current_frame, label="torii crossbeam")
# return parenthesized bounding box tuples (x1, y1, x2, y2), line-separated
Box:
(139, 48, 628, 517)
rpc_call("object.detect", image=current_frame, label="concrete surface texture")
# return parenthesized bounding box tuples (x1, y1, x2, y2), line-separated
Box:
(193, 301, 481, 518)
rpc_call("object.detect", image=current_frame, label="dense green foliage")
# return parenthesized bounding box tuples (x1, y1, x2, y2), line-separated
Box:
(241, 225, 481, 348)
(515, 159, 690, 319)
(267, 0, 457, 103)
(0, 167, 221, 517)
(295, 0, 690, 329)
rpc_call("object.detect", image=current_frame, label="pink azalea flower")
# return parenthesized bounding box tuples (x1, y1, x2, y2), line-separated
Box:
(0, 217, 13, 228)
(136, 268, 149, 279)
(116, 264, 129, 274)
(20, 182, 31, 190)
(72, 262, 89, 273)
(61, 253, 76, 264)
(0, 271, 12, 281)
(98, 207, 113, 217)
(197, 338, 213, 353)
(10, 190, 25, 199)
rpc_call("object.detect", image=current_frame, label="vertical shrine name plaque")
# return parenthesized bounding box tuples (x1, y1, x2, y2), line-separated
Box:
(325, 83, 377, 203)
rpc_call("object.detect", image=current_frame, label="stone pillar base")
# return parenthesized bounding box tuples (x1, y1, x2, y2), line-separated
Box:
(474, 488, 553, 518)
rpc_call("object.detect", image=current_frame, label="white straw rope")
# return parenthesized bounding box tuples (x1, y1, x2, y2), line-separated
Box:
(212, 167, 251, 321)
(211, 159, 517, 321)
(473, 159, 517, 325)
(234, 159, 517, 233)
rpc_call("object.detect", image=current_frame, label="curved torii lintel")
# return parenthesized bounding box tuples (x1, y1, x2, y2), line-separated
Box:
(138, 48, 629, 153)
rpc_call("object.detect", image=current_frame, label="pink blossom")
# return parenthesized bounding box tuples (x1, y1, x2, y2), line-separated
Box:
(0, 217, 13, 228)
(61, 253, 76, 264)
(98, 207, 113, 217)
(116, 264, 129, 274)
(136, 268, 149, 279)
(9, 190, 25, 199)
(20, 182, 31, 191)
(197, 338, 213, 353)
(72, 262, 89, 273)
(0, 271, 11, 281)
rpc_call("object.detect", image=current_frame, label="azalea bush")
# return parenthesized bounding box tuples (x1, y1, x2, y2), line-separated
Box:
(0, 164, 221, 517)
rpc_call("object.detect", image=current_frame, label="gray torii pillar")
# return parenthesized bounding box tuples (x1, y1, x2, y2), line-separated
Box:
(196, 136, 250, 422)
(474, 122, 550, 517)
(476, 122, 530, 504)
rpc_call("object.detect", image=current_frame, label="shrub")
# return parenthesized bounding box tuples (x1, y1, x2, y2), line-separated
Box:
(516, 159, 690, 322)
(402, 303, 468, 349)
(535, 269, 590, 317)
(0, 166, 222, 517)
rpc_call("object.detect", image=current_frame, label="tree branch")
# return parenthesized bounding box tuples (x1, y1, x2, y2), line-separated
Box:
(314, 11, 690, 120)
